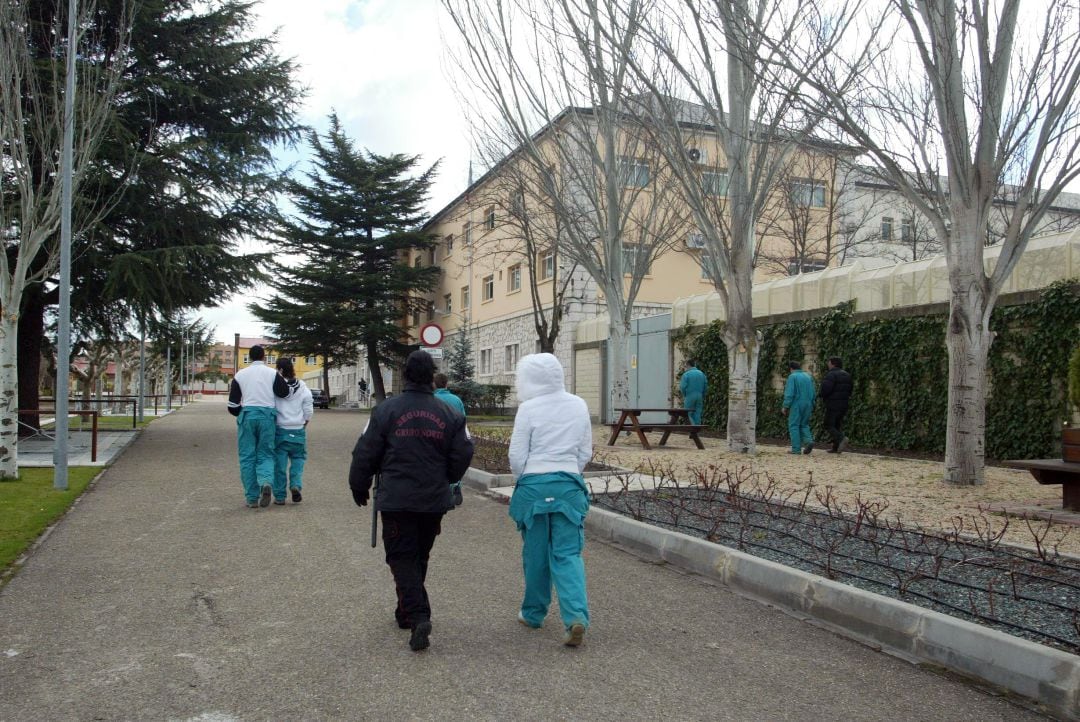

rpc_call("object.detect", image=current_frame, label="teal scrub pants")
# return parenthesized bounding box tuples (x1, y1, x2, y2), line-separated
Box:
(509, 472, 590, 630)
(237, 406, 277, 503)
(787, 403, 813, 453)
(684, 394, 703, 425)
(274, 427, 307, 501)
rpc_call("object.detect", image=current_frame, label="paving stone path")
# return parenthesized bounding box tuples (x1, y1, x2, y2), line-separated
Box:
(0, 399, 1042, 720)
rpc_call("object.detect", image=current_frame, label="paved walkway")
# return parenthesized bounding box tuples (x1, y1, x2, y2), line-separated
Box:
(0, 399, 1041, 720)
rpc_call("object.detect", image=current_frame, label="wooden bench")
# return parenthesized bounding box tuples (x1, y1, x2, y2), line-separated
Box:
(1002, 458, 1080, 511)
(606, 408, 705, 450)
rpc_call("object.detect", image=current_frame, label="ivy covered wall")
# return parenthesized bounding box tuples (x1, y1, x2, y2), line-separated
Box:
(679, 281, 1080, 460)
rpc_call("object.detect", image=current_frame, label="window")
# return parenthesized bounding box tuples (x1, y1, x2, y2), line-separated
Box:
(901, 219, 912, 243)
(617, 156, 650, 187)
(482, 274, 494, 301)
(787, 257, 829, 275)
(414, 255, 422, 268)
(881, 216, 894, 241)
(266, 354, 276, 364)
(508, 264, 522, 292)
(445, 234, 454, 257)
(702, 170, 729, 197)
(479, 348, 493, 375)
(444, 293, 453, 314)
(428, 248, 436, 265)
(504, 343, 519, 372)
(485, 206, 496, 230)
(539, 250, 555, 280)
(243, 354, 250, 364)
(461, 285, 470, 310)
(427, 301, 435, 322)
(411, 309, 420, 327)
(791, 179, 826, 208)
(305, 355, 317, 365)
(464, 222, 472, 246)
(621, 243, 652, 274)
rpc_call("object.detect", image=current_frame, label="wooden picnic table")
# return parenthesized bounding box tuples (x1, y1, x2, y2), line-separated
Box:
(606, 407, 705, 450)
(1001, 458, 1080, 511)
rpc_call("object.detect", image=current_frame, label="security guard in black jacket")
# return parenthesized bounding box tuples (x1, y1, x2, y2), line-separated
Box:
(820, 356, 853, 453)
(349, 350, 474, 652)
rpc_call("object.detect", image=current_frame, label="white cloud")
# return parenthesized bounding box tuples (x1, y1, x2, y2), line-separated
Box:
(203, 0, 472, 343)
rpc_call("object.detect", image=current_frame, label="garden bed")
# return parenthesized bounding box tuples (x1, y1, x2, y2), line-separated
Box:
(592, 466, 1080, 656)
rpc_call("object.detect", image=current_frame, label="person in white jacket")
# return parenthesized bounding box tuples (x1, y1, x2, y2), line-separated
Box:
(273, 358, 314, 504)
(507, 353, 594, 646)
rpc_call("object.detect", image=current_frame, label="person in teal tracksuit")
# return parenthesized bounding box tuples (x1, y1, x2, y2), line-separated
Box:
(433, 372, 466, 417)
(507, 353, 594, 647)
(782, 360, 816, 455)
(228, 345, 290, 507)
(274, 357, 313, 504)
(678, 358, 708, 425)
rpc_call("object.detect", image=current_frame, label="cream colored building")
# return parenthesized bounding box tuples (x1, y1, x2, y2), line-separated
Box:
(405, 104, 844, 401)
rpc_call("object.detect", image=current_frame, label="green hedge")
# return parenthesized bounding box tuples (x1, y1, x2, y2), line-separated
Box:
(681, 280, 1080, 460)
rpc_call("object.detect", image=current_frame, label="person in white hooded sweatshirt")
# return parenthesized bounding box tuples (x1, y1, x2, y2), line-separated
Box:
(507, 353, 594, 646)
(273, 358, 313, 504)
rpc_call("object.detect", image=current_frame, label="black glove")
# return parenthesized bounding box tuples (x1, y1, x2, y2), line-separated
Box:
(353, 489, 369, 507)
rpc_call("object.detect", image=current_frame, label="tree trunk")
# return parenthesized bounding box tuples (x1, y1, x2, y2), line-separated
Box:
(16, 288, 46, 436)
(608, 316, 631, 423)
(943, 279, 993, 485)
(323, 365, 330, 405)
(366, 338, 386, 403)
(723, 313, 760, 454)
(0, 313, 20, 478)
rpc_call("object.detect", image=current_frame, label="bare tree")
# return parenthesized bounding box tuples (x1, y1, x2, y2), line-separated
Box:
(460, 159, 582, 353)
(442, 0, 688, 418)
(0, 1, 126, 476)
(622, 0, 864, 452)
(789, 0, 1080, 484)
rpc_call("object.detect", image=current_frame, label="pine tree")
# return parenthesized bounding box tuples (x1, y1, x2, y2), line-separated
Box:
(17, 0, 302, 426)
(444, 321, 476, 384)
(253, 114, 441, 403)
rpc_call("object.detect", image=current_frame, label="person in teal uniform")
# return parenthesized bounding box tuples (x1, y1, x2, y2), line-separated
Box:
(228, 345, 289, 507)
(782, 360, 816, 455)
(679, 358, 708, 425)
(507, 353, 594, 647)
(433, 372, 466, 417)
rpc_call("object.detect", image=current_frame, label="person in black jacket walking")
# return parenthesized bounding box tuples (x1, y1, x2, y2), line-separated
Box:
(820, 356, 853, 453)
(348, 350, 474, 652)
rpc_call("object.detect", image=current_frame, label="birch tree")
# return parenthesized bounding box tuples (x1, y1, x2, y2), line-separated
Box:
(442, 0, 688, 418)
(622, 0, 864, 452)
(788, 0, 1080, 483)
(0, 0, 125, 477)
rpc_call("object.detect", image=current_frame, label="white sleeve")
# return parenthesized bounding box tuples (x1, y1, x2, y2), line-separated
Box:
(508, 409, 532, 479)
(302, 387, 313, 421)
(575, 410, 594, 473)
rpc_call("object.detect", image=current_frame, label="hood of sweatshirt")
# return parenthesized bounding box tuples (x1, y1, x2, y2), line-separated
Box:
(515, 353, 565, 403)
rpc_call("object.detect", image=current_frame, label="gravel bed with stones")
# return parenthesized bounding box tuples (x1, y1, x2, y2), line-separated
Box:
(594, 487, 1080, 655)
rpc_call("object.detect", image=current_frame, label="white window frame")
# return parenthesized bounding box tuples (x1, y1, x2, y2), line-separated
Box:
(621, 243, 652, 275)
(881, 216, 894, 241)
(702, 170, 729, 197)
(461, 285, 470, 310)
(791, 179, 826, 208)
(444, 293, 453, 315)
(485, 207, 496, 230)
(464, 222, 473, 246)
(504, 343, 519, 372)
(617, 156, 650, 188)
(539, 250, 555, 280)
(508, 264, 522, 292)
(479, 348, 493, 376)
(305, 355, 317, 365)
(445, 234, 454, 257)
(482, 274, 494, 302)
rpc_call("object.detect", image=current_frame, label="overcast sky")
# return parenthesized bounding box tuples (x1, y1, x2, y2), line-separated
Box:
(199, 0, 470, 343)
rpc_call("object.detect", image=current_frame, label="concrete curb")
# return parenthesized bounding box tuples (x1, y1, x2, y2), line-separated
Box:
(583, 506, 1080, 719)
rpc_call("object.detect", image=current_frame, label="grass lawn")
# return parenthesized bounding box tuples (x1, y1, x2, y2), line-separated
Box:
(0, 467, 100, 573)
(39, 415, 153, 431)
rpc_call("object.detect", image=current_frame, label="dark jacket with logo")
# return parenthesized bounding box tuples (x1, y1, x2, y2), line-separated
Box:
(348, 383, 474, 513)
(819, 367, 853, 411)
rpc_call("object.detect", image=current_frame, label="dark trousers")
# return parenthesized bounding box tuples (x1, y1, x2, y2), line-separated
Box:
(824, 406, 847, 450)
(381, 510, 444, 628)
